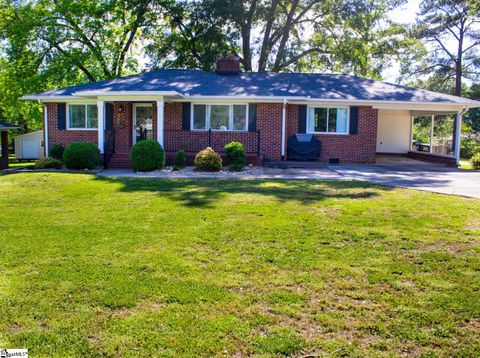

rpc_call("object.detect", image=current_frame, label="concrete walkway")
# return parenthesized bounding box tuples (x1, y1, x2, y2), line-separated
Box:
(99, 165, 480, 199)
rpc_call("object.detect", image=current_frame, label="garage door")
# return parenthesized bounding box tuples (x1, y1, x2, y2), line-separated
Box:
(23, 140, 38, 159)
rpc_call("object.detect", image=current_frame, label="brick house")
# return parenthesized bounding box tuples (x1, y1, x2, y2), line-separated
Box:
(23, 57, 480, 168)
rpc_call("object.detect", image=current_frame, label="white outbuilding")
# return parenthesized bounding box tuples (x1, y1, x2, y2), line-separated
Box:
(14, 130, 44, 160)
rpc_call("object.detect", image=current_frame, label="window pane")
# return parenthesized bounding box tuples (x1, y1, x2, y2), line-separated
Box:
(328, 108, 337, 132)
(314, 108, 327, 132)
(193, 105, 206, 129)
(233, 105, 247, 130)
(87, 105, 98, 128)
(69, 105, 85, 128)
(210, 105, 229, 130)
(336, 108, 348, 133)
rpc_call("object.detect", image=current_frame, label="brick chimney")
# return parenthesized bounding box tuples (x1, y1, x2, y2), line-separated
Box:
(216, 54, 240, 74)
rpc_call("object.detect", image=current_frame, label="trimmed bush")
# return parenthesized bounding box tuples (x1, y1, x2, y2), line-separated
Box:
(34, 157, 63, 169)
(174, 149, 186, 168)
(49, 144, 65, 161)
(63, 142, 100, 170)
(194, 147, 222, 171)
(224, 141, 246, 171)
(472, 152, 480, 170)
(130, 140, 165, 172)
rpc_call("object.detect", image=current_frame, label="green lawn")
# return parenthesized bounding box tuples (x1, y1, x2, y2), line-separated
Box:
(0, 173, 479, 357)
(7, 154, 35, 168)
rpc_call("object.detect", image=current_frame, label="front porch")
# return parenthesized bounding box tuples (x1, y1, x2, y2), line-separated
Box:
(98, 100, 262, 169)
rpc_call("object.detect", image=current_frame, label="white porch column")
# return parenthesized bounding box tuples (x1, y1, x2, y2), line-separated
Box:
(281, 99, 287, 160)
(97, 100, 105, 154)
(454, 111, 463, 165)
(156, 99, 165, 147)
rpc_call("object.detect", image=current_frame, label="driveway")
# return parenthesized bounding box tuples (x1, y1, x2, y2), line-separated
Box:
(328, 165, 480, 199)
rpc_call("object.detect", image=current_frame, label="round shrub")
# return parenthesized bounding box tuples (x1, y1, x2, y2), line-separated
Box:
(35, 157, 63, 169)
(472, 152, 480, 170)
(63, 142, 100, 170)
(194, 147, 222, 171)
(49, 144, 65, 161)
(130, 140, 165, 172)
(174, 149, 186, 168)
(224, 141, 246, 170)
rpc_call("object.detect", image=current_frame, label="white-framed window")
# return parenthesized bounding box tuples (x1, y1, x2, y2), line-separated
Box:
(307, 106, 349, 134)
(67, 104, 98, 130)
(192, 104, 248, 131)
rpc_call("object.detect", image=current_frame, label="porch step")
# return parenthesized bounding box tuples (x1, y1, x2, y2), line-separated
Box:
(107, 153, 131, 169)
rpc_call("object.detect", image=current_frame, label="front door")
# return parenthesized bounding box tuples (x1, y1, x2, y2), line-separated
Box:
(133, 104, 153, 143)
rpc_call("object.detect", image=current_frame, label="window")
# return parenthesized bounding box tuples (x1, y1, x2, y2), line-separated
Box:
(307, 107, 348, 134)
(68, 104, 98, 129)
(192, 104, 248, 131)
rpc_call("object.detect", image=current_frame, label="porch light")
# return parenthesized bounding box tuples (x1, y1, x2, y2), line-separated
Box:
(118, 105, 124, 113)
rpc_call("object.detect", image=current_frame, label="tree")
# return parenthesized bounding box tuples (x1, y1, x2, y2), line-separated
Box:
(146, 0, 411, 77)
(405, 0, 480, 97)
(0, 0, 155, 130)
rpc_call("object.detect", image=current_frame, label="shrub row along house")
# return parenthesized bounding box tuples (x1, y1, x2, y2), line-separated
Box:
(22, 56, 480, 168)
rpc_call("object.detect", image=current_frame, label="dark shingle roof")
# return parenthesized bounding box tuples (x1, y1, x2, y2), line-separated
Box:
(25, 70, 479, 105)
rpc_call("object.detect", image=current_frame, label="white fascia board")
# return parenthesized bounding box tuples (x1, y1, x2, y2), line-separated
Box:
(175, 95, 479, 109)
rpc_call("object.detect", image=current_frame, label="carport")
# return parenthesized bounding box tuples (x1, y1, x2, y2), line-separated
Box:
(0, 121, 21, 169)
(376, 104, 465, 167)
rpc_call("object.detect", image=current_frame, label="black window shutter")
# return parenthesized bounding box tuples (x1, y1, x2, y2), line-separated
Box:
(298, 105, 307, 133)
(105, 103, 114, 130)
(248, 104, 257, 131)
(349, 106, 359, 135)
(57, 103, 66, 130)
(182, 102, 191, 131)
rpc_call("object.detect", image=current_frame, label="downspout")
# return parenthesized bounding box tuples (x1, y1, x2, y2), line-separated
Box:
(281, 98, 287, 160)
(454, 107, 468, 166)
(39, 99, 48, 157)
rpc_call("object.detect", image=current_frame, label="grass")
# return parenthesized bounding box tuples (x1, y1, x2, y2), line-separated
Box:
(460, 159, 474, 170)
(8, 154, 35, 168)
(0, 173, 479, 357)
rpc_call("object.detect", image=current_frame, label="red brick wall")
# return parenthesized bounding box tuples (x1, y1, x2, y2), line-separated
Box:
(285, 105, 378, 164)
(45, 103, 98, 154)
(257, 103, 284, 160)
(45, 102, 378, 163)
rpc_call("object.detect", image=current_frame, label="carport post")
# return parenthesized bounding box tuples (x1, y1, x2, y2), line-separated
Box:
(429, 115, 434, 153)
(454, 111, 463, 165)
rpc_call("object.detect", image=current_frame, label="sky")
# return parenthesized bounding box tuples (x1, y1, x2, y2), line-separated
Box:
(383, 0, 422, 82)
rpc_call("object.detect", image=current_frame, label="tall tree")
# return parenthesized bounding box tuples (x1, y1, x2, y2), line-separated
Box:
(405, 0, 480, 96)
(146, 0, 410, 77)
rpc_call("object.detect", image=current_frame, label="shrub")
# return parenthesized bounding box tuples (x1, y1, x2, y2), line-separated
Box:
(194, 147, 222, 171)
(229, 163, 244, 172)
(34, 157, 63, 169)
(224, 141, 246, 169)
(63, 142, 100, 170)
(472, 152, 480, 170)
(130, 140, 165, 172)
(49, 144, 65, 161)
(174, 149, 186, 168)
(172, 164, 180, 171)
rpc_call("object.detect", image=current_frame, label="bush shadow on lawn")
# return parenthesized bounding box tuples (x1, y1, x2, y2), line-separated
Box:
(95, 176, 391, 208)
